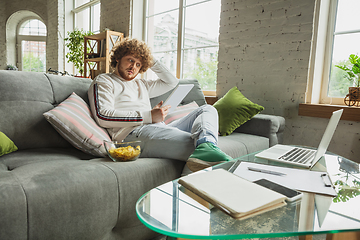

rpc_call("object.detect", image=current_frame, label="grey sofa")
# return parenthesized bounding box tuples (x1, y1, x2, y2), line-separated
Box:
(0, 70, 285, 240)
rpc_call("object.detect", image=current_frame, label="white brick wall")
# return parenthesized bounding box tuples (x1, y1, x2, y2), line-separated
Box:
(100, 0, 131, 37)
(0, 1, 6, 70)
(218, 0, 360, 162)
(46, 0, 65, 72)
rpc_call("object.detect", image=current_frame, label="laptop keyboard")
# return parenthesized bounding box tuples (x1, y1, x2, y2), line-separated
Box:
(279, 148, 316, 164)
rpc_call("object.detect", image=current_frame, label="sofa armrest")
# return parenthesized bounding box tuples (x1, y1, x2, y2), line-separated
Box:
(233, 114, 285, 147)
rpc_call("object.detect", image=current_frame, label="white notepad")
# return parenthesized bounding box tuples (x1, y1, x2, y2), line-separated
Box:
(178, 169, 287, 220)
(162, 84, 194, 113)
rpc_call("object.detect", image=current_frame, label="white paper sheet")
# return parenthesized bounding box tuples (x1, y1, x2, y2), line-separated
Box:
(162, 84, 194, 113)
(233, 162, 337, 197)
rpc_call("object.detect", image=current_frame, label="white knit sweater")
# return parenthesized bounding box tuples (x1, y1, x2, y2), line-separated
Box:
(88, 60, 179, 141)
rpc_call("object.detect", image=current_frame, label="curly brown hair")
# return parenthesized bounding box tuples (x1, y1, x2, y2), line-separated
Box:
(110, 37, 153, 73)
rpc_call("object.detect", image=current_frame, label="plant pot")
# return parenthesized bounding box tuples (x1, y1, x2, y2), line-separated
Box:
(344, 87, 360, 107)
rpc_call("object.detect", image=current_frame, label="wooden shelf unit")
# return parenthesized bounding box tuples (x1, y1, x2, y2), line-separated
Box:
(84, 30, 124, 78)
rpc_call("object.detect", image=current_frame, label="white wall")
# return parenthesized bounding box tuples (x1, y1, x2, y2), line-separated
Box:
(100, 0, 131, 37)
(217, 0, 360, 162)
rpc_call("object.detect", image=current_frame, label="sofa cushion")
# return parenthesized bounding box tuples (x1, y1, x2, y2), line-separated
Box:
(43, 92, 111, 157)
(0, 71, 94, 151)
(218, 132, 269, 158)
(214, 86, 264, 136)
(164, 101, 199, 124)
(0, 70, 71, 150)
(0, 148, 95, 171)
(0, 131, 18, 156)
(6, 159, 119, 240)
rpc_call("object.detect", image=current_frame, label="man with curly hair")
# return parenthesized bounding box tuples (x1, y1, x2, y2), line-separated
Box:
(88, 37, 232, 174)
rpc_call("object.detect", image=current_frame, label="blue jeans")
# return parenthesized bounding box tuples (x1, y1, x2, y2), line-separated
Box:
(124, 104, 219, 161)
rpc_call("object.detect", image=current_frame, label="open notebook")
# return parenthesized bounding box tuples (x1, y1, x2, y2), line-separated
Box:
(255, 109, 343, 168)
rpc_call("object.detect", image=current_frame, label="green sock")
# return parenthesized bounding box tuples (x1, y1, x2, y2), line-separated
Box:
(189, 142, 232, 162)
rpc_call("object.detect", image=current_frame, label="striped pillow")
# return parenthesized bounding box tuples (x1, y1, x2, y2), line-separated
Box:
(164, 101, 199, 125)
(43, 92, 111, 157)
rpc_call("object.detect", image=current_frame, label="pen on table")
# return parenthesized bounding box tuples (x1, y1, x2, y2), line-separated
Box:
(247, 167, 286, 176)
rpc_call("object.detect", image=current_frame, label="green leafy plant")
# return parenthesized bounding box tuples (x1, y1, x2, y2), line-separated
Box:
(335, 54, 360, 88)
(333, 179, 360, 203)
(65, 29, 94, 76)
(6, 64, 18, 70)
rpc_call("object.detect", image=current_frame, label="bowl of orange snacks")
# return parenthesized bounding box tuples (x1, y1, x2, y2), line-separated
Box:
(104, 140, 142, 162)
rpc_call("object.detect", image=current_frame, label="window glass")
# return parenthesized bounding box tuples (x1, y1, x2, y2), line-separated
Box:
(22, 41, 46, 72)
(147, 11, 179, 52)
(75, 8, 90, 31)
(146, 9, 179, 80)
(182, 46, 218, 90)
(334, 0, 360, 33)
(19, 19, 47, 36)
(146, 0, 220, 90)
(184, 0, 220, 46)
(183, 0, 220, 90)
(328, 33, 360, 97)
(147, 0, 179, 16)
(92, 3, 100, 33)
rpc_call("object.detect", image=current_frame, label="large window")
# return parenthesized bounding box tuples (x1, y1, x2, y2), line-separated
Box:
(68, 0, 100, 75)
(327, 0, 360, 98)
(18, 19, 47, 72)
(72, 0, 100, 33)
(309, 0, 360, 105)
(145, 0, 221, 91)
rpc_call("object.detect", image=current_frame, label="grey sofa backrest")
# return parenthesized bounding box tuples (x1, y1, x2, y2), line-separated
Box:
(150, 79, 207, 108)
(0, 70, 92, 150)
(0, 71, 206, 151)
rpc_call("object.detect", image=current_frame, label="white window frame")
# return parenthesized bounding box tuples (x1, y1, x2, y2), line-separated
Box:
(17, 18, 47, 72)
(307, 0, 356, 106)
(66, 0, 100, 75)
(71, 0, 100, 33)
(144, 0, 220, 92)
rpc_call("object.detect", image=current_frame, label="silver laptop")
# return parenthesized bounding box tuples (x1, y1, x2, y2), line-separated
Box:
(255, 109, 343, 168)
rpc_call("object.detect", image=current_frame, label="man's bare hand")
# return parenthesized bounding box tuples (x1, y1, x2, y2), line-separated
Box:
(151, 101, 171, 123)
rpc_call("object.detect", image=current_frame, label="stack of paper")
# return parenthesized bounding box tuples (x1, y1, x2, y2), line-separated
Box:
(178, 169, 287, 220)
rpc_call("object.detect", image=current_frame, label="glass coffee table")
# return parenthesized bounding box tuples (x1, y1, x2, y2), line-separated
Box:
(136, 149, 360, 239)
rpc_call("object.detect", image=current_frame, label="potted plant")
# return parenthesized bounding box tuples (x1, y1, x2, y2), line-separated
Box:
(335, 54, 360, 106)
(6, 65, 18, 70)
(65, 28, 93, 77)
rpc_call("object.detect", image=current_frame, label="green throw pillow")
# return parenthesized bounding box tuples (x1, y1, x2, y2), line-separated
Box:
(214, 86, 264, 136)
(0, 131, 18, 156)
